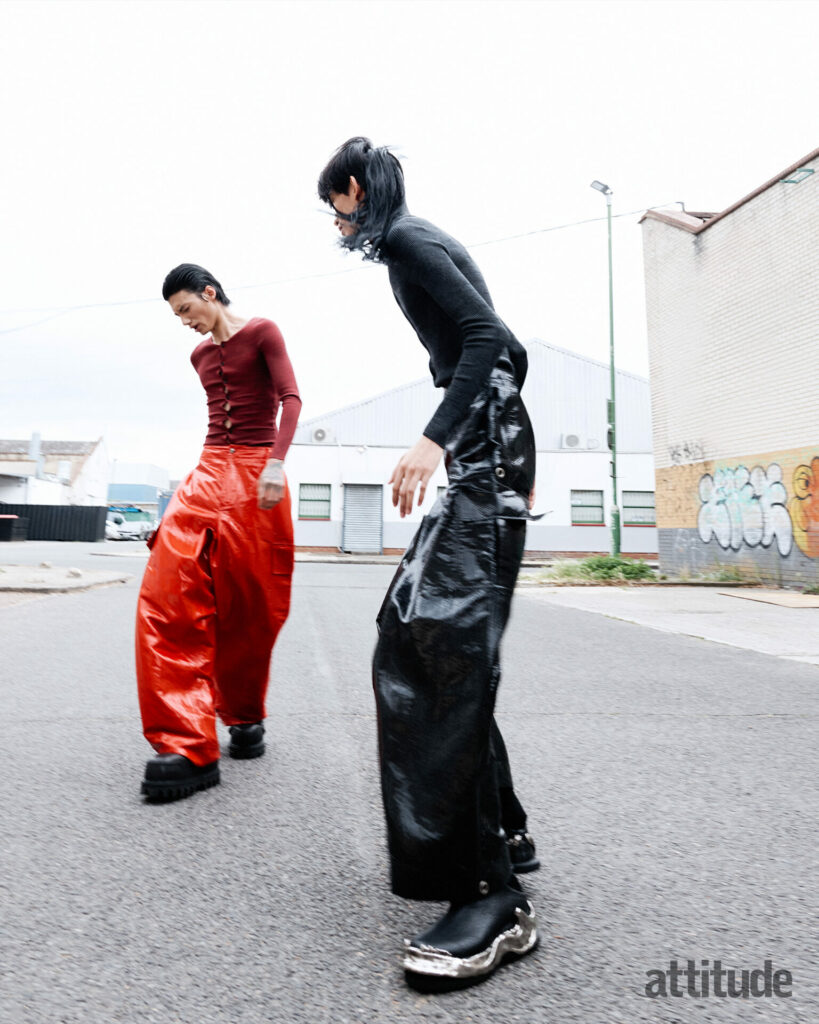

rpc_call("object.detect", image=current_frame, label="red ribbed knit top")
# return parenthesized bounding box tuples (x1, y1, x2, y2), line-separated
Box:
(190, 317, 301, 459)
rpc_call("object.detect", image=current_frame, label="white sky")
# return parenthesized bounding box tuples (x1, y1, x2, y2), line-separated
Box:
(1, 0, 817, 477)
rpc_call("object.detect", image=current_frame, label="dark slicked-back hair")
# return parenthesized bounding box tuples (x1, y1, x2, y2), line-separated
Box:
(162, 264, 230, 305)
(317, 136, 405, 261)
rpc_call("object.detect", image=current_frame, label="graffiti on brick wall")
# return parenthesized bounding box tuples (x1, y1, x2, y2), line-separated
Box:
(789, 457, 819, 558)
(697, 464, 793, 556)
(669, 441, 705, 465)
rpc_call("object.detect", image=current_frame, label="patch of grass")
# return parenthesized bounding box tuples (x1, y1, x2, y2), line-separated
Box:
(804, 584, 819, 595)
(708, 565, 747, 583)
(546, 560, 593, 582)
(695, 563, 761, 584)
(533, 555, 656, 585)
(582, 555, 656, 581)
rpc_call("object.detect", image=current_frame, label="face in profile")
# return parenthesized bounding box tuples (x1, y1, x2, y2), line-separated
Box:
(329, 176, 365, 237)
(167, 286, 218, 335)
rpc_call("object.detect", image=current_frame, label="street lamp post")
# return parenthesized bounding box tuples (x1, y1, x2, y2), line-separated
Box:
(590, 179, 620, 556)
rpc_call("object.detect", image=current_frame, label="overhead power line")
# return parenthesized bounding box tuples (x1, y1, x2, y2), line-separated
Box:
(0, 203, 680, 335)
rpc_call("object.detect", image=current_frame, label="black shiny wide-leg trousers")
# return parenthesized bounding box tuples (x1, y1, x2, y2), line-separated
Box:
(373, 356, 536, 904)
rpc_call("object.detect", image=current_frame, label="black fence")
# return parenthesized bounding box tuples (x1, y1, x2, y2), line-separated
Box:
(0, 504, 107, 542)
(0, 516, 28, 541)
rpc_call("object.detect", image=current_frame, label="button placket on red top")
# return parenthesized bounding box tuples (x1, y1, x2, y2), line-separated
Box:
(218, 344, 233, 445)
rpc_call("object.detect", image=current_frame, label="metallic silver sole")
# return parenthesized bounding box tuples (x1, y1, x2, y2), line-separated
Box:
(402, 901, 537, 980)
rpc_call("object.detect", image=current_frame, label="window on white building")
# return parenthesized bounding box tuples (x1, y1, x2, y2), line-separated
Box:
(622, 490, 656, 526)
(298, 483, 331, 520)
(571, 489, 604, 525)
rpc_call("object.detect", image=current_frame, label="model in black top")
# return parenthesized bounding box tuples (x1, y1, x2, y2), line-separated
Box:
(319, 137, 540, 991)
(384, 214, 529, 447)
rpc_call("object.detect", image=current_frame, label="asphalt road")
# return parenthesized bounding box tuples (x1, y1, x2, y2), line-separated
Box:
(1, 554, 816, 1023)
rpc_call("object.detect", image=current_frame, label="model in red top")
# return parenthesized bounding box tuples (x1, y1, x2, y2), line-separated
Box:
(190, 316, 300, 451)
(136, 263, 301, 801)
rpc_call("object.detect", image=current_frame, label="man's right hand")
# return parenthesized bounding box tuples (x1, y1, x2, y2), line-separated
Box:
(258, 459, 285, 509)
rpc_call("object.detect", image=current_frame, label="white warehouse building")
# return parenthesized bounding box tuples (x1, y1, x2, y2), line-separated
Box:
(285, 339, 658, 556)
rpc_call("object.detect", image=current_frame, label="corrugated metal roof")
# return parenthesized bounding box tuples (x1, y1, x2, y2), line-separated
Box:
(294, 339, 652, 452)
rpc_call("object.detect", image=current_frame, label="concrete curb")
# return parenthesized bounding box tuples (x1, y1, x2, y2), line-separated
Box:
(293, 553, 552, 567)
(0, 567, 133, 593)
(516, 579, 762, 588)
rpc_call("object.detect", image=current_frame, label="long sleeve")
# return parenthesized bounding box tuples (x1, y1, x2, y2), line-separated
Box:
(272, 394, 301, 461)
(258, 322, 302, 461)
(385, 218, 514, 447)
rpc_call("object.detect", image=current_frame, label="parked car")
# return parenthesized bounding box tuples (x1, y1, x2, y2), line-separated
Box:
(107, 506, 156, 541)
(106, 514, 126, 540)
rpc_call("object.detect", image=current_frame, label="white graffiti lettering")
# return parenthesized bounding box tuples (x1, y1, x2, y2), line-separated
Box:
(697, 464, 793, 556)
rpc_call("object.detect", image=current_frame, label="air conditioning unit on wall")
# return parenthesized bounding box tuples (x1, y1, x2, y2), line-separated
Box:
(311, 426, 336, 444)
(560, 433, 601, 450)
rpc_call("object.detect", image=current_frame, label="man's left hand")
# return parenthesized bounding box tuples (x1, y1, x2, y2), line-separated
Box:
(258, 458, 286, 509)
(389, 436, 444, 518)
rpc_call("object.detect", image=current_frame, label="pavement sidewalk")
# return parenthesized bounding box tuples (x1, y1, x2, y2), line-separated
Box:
(0, 563, 132, 593)
(521, 584, 819, 667)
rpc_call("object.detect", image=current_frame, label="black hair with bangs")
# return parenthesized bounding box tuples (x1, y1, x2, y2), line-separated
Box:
(317, 136, 405, 261)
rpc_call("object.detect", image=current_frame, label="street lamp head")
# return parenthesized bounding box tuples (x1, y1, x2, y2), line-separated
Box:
(590, 180, 613, 195)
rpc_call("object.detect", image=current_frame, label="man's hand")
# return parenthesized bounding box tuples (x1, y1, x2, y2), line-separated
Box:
(258, 458, 285, 509)
(529, 481, 536, 510)
(389, 436, 444, 518)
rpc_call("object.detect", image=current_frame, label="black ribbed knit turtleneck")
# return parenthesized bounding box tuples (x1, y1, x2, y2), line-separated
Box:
(382, 210, 528, 447)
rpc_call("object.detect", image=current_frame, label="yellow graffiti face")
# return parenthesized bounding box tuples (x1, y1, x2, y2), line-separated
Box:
(789, 458, 819, 558)
(792, 465, 812, 499)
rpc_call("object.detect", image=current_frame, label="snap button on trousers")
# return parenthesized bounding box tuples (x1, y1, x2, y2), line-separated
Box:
(136, 446, 293, 766)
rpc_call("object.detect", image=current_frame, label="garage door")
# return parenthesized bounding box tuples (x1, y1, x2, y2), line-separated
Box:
(341, 484, 383, 554)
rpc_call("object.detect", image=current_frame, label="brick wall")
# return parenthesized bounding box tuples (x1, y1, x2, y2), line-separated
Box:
(642, 157, 819, 587)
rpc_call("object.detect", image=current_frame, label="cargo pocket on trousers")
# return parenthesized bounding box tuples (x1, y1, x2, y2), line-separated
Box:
(270, 543, 294, 577)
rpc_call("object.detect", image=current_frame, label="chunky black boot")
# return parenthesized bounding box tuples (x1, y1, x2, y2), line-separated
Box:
(507, 829, 540, 873)
(403, 881, 538, 992)
(141, 754, 220, 801)
(227, 722, 266, 759)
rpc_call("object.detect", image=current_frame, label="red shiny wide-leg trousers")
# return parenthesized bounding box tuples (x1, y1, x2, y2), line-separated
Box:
(136, 446, 294, 766)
